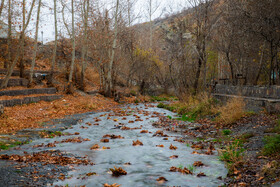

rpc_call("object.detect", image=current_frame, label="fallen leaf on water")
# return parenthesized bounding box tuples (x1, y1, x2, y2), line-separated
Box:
(90, 144, 100, 150)
(113, 119, 119, 122)
(157, 176, 168, 184)
(103, 134, 124, 139)
(191, 143, 204, 150)
(140, 130, 148, 133)
(100, 139, 110, 143)
(86, 122, 92, 126)
(156, 145, 164, 147)
(102, 146, 110, 149)
(104, 183, 121, 187)
(197, 172, 206, 177)
(193, 161, 204, 167)
(169, 144, 177, 150)
(86, 172, 97, 176)
(169, 155, 178, 159)
(110, 167, 127, 177)
(169, 166, 192, 175)
(132, 140, 143, 146)
(192, 151, 202, 155)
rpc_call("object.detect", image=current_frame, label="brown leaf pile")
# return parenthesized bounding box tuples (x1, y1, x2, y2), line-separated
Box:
(0, 150, 93, 166)
(0, 94, 117, 134)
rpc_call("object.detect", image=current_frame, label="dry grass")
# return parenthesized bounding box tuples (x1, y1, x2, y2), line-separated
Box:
(171, 92, 215, 117)
(216, 97, 246, 124)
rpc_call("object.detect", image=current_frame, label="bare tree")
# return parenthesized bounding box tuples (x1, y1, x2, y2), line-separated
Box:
(146, 0, 160, 49)
(29, 0, 42, 86)
(80, 0, 90, 91)
(106, 0, 120, 97)
(1, 0, 36, 89)
(49, 0, 58, 84)
(61, 0, 76, 91)
(0, 0, 5, 18)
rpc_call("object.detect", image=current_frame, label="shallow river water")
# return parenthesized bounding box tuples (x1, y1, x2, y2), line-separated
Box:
(6, 104, 227, 187)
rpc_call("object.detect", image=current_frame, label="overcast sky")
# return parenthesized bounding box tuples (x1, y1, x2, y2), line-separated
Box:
(30, 0, 188, 43)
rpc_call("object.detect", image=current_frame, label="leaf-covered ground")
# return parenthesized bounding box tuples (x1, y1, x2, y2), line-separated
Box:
(0, 94, 118, 134)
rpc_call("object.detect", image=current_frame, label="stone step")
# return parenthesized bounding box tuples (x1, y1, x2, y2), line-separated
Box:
(0, 69, 58, 77)
(0, 87, 57, 96)
(0, 95, 63, 107)
(0, 78, 28, 87)
(87, 90, 99, 95)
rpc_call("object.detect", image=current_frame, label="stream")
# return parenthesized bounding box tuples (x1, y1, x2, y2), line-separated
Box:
(1, 104, 227, 187)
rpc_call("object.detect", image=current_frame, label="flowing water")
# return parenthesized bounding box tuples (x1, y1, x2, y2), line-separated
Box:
(4, 104, 227, 187)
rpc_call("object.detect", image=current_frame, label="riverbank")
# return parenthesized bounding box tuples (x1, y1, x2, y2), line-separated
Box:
(153, 103, 280, 186)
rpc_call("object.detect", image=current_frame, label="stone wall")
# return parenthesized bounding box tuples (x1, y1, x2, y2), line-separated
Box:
(0, 88, 57, 96)
(215, 84, 280, 99)
(213, 84, 280, 114)
(0, 95, 63, 107)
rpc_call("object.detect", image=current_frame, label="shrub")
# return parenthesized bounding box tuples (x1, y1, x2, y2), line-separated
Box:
(263, 135, 280, 156)
(216, 97, 246, 124)
(219, 140, 245, 172)
(222, 129, 232, 136)
(157, 103, 165, 108)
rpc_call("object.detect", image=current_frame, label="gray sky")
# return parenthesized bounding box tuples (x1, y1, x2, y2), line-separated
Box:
(32, 0, 188, 43)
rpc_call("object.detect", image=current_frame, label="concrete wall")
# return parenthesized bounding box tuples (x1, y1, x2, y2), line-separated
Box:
(215, 84, 280, 99)
(213, 84, 280, 114)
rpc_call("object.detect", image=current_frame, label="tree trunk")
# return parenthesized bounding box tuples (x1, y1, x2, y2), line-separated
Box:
(29, 0, 42, 86)
(254, 42, 266, 85)
(49, 0, 58, 84)
(80, 0, 89, 91)
(5, 0, 11, 69)
(0, 0, 5, 18)
(193, 57, 202, 95)
(19, 0, 26, 78)
(226, 51, 235, 85)
(106, 0, 120, 97)
(68, 0, 75, 85)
